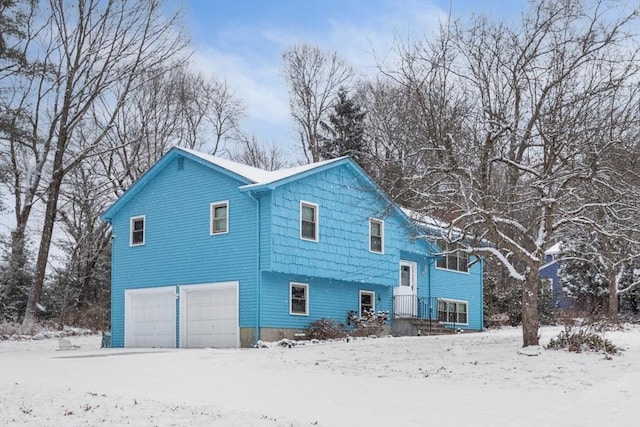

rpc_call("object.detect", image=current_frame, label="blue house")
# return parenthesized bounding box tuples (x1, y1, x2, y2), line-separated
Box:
(100, 147, 483, 348)
(539, 242, 577, 310)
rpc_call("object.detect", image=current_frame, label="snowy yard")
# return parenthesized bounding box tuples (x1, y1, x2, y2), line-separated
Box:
(1, 326, 638, 427)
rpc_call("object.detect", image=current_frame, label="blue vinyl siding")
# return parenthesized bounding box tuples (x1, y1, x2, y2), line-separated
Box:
(105, 149, 484, 346)
(257, 192, 272, 271)
(268, 164, 406, 286)
(109, 155, 257, 347)
(260, 272, 393, 329)
(427, 256, 484, 330)
(540, 261, 573, 309)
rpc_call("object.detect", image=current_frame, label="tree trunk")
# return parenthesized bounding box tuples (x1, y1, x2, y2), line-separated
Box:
(608, 270, 619, 323)
(22, 158, 65, 326)
(521, 272, 540, 347)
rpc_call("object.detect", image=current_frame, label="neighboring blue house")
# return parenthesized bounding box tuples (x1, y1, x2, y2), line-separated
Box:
(100, 147, 483, 348)
(539, 242, 575, 309)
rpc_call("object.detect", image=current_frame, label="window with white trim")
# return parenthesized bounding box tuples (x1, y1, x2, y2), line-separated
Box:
(436, 243, 469, 272)
(210, 201, 229, 235)
(290, 283, 308, 315)
(369, 219, 383, 253)
(437, 299, 468, 324)
(130, 216, 145, 246)
(300, 201, 318, 241)
(359, 290, 375, 316)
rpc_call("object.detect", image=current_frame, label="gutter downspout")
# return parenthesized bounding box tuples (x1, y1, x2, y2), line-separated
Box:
(104, 219, 116, 346)
(480, 257, 484, 331)
(427, 255, 432, 315)
(246, 191, 261, 346)
(426, 254, 434, 333)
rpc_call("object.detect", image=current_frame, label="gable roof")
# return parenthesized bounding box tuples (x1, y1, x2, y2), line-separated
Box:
(546, 242, 562, 255)
(178, 147, 272, 183)
(179, 147, 346, 187)
(101, 146, 351, 221)
(100, 146, 440, 256)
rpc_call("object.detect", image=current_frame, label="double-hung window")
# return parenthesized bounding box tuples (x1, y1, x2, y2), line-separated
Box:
(130, 216, 145, 246)
(369, 219, 384, 253)
(437, 299, 468, 324)
(436, 243, 469, 272)
(210, 201, 229, 235)
(290, 283, 309, 315)
(359, 290, 375, 316)
(300, 201, 318, 241)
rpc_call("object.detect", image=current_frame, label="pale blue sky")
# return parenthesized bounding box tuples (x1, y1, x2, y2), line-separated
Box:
(177, 0, 526, 157)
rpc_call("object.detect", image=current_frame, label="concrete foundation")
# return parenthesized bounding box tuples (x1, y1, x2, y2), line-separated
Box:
(239, 328, 255, 348)
(258, 327, 309, 342)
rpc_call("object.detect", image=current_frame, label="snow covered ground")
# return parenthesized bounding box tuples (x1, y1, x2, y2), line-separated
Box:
(1, 325, 638, 427)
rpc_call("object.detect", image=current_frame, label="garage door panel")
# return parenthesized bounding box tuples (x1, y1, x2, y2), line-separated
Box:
(125, 287, 176, 348)
(180, 282, 239, 349)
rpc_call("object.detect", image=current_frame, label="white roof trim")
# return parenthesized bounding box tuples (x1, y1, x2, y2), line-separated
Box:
(177, 147, 345, 186)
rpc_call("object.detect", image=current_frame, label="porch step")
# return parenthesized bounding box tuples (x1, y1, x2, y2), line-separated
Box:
(409, 319, 455, 335)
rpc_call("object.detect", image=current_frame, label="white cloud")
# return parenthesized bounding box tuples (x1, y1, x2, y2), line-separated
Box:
(186, 0, 450, 152)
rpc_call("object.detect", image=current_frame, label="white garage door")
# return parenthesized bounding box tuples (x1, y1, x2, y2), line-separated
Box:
(125, 287, 176, 348)
(179, 282, 239, 348)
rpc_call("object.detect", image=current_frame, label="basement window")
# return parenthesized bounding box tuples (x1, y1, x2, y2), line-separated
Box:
(290, 283, 309, 315)
(359, 291, 375, 316)
(437, 299, 468, 324)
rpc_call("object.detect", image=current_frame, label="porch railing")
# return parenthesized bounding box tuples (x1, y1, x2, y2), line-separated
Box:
(393, 295, 439, 320)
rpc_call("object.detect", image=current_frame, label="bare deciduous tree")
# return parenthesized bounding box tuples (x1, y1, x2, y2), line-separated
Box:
(173, 71, 246, 154)
(393, 0, 639, 346)
(4, 0, 190, 326)
(228, 134, 288, 171)
(283, 44, 353, 163)
(98, 66, 247, 199)
(53, 164, 112, 326)
(46, 65, 248, 326)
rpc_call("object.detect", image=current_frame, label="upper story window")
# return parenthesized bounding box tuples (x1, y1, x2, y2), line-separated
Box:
(300, 201, 318, 241)
(130, 216, 145, 246)
(369, 218, 384, 253)
(290, 282, 309, 315)
(210, 201, 229, 235)
(436, 243, 469, 273)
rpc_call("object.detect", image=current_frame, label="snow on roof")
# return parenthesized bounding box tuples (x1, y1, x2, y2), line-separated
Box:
(401, 208, 450, 230)
(546, 242, 562, 255)
(177, 147, 346, 186)
(402, 208, 493, 249)
(177, 147, 272, 183)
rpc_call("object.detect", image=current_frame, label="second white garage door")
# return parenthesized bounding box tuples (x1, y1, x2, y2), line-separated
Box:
(179, 282, 239, 348)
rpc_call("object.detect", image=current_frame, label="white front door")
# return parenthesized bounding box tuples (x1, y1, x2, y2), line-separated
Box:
(393, 261, 417, 317)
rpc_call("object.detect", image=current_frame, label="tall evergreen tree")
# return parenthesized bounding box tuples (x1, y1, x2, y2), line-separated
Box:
(0, 232, 33, 322)
(319, 88, 366, 167)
